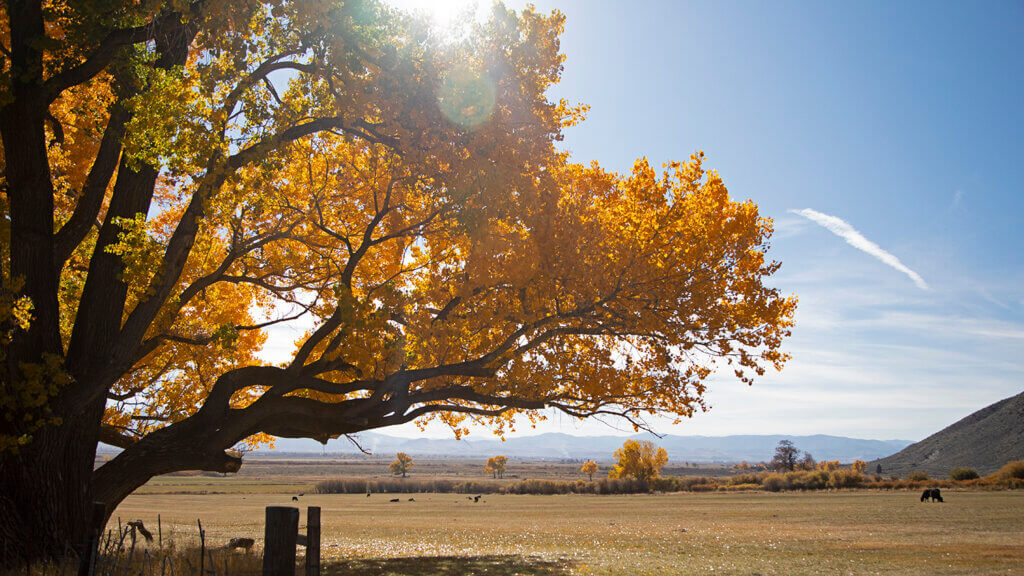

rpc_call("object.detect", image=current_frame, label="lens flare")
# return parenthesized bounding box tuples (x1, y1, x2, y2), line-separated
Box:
(437, 66, 496, 130)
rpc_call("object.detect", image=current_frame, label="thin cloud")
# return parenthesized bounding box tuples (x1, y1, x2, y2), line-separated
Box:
(949, 190, 965, 212)
(790, 208, 930, 290)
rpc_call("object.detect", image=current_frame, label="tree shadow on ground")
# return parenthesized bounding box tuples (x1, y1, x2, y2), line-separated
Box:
(321, 554, 574, 576)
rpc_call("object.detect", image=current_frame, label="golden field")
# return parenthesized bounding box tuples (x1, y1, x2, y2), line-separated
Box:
(112, 488, 1024, 575)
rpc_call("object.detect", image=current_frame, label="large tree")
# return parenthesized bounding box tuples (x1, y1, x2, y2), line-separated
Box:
(608, 439, 668, 483)
(771, 440, 800, 472)
(388, 452, 413, 477)
(485, 455, 508, 479)
(0, 0, 795, 563)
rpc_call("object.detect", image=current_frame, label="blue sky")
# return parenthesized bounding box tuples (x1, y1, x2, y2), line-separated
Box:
(267, 1, 1024, 442)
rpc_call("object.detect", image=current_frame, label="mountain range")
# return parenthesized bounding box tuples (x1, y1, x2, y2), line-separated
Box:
(98, 390, 1024, 471)
(263, 432, 912, 463)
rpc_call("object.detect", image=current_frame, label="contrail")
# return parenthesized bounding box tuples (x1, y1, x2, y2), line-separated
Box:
(790, 208, 929, 290)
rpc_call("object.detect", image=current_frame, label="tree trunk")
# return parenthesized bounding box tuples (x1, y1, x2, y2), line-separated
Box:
(0, 398, 104, 566)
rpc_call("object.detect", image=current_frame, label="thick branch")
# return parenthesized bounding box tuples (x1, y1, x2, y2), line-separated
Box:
(99, 424, 138, 449)
(53, 101, 130, 271)
(41, 3, 205, 102)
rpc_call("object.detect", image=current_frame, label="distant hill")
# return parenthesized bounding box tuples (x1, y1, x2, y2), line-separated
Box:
(249, 432, 911, 463)
(870, 390, 1024, 477)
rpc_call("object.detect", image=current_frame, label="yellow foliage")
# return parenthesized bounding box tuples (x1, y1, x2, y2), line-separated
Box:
(608, 439, 667, 482)
(485, 455, 508, 479)
(1, 1, 795, 462)
(817, 460, 841, 472)
(388, 452, 414, 477)
(581, 460, 598, 480)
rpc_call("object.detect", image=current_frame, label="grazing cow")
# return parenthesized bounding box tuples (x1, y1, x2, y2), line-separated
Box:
(473, 495, 482, 503)
(390, 498, 400, 502)
(366, 492, 371, 497)
(292, 496, 299, 501)
(920, 488, 944, 502)
(226, 537, 255, 552)
(408, 498, 415, 502)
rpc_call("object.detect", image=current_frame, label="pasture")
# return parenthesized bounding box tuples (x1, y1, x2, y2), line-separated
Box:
(113, 490, 1024, 575)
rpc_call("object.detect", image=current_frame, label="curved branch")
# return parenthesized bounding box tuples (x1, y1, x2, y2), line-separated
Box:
(220, 52, 313, 121)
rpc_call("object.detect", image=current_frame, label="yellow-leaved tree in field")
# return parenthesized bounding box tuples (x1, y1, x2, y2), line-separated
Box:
(0, 0, 794, 561)
(608, 440, 668, 482)
(388, 453, 414, 477)
(486, 455, 508, 479)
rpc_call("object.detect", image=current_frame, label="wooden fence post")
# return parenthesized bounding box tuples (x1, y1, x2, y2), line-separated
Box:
(262, 507, 298, 576)
(305, 507, 320, 576)
(77, 502, 106, 576)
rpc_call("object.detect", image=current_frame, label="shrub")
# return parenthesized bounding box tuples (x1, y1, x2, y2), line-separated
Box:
(688, 482, 718, 492)
(596, 477, 649, 494)
(762, 473, 785, 492)
(997, 460, 1024, 480)
(785, 470, 829, 490)
(667, 476, 718, 492)
(504, 479, 574, 495)
(719, 483, 760, 491)
(828, 469, 864, 489)
(949, 467, 980, 481)
(726, 473, 763, 486)
(907, 471, 930, 482)
(315, 477, 501, 494)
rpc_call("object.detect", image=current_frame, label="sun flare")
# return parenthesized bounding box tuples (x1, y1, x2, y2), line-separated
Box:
(385, 0, 483, 27)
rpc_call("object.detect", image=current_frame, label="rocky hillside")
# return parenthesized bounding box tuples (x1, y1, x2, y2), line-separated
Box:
(870, 389, 1024, 477)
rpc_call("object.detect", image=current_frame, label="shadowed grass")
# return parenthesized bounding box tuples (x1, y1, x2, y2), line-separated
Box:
(322, 554, 573, 575)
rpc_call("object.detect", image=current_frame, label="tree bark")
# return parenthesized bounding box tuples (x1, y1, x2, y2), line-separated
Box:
(0, 7, 198, 565)
(0, 395, 105, 565)
(90, 417, 243, 515)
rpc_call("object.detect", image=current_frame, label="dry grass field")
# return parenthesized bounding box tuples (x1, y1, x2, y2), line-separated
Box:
(113, 490, 1024, 575)
(125, 456, 734, 497)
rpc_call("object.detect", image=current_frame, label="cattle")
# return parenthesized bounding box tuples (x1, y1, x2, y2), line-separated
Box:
(292, 496, 299, 501)
(473, 495, 482, 503)
(225, 537, 255, 552)
(920, 488, 944, 502)
(408, 498, 415, 502)
(389, 498, 400, 502)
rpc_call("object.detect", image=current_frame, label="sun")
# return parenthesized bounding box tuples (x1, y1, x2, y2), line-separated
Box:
(385, 0, 483, 27)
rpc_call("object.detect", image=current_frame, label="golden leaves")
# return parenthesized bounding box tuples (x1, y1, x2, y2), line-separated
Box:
(485, 455, 508, 478)
(23, 1, 795, 449)
(388, 452, 414, 476)
(608, 440, 668, 482)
